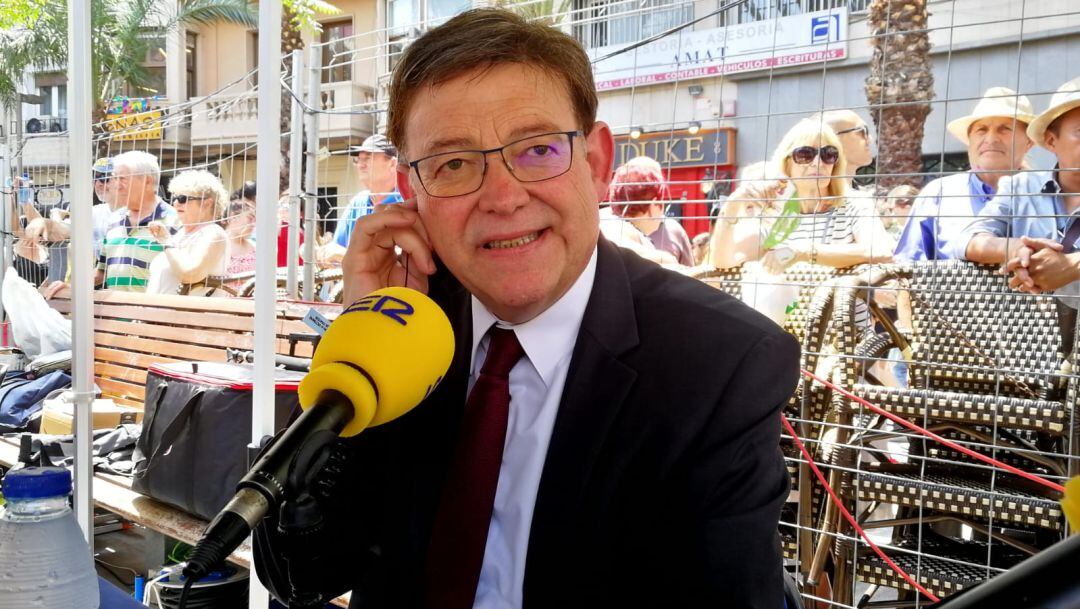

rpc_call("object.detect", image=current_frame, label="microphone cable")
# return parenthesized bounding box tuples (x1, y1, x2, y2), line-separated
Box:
(159, 564, 248, 609)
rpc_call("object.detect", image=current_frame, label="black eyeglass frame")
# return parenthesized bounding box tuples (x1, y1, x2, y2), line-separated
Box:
(406, 130, 585, 198)
(834, 124, 869, 137)
(791, 145, 841, 165)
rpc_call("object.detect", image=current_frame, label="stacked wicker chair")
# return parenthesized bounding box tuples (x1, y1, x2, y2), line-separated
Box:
(692, 262, 880, 591)
(828, 261, 1076, 604)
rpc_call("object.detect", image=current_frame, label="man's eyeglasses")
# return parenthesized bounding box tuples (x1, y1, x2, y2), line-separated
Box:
(407, 131, 583, 198)
(835, 124, 869, 138)
(791, 145, 840, 165)
(171, 194, 210, 205)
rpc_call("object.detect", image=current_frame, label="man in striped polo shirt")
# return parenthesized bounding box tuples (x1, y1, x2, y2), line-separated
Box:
(96, 151, 179, 291)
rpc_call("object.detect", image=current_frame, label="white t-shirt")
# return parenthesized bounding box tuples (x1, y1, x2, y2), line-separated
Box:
(146, 224, 227, 295)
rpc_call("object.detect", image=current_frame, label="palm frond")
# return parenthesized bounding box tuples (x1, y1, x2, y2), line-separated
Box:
(176, 0, 258, 28)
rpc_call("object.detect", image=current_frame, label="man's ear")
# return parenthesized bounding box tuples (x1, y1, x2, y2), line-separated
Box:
(585, 121, 615, 204)
(1043, 130, 1058, 156)
(396, 164, 416, 199)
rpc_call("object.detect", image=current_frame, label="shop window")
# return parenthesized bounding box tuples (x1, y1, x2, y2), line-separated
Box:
(574, 0, 694, 49)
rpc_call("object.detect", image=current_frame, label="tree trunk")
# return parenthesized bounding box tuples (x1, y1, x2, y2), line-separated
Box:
(865, 0, 934, 194)
(280, 5, 305, 194)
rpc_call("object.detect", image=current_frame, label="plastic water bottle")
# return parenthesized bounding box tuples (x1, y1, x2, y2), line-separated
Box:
(0, 467, 99, 608)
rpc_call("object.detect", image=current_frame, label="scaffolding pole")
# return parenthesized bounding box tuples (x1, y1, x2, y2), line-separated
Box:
(251, 0, 281, 605)
(286, 50, 304, 299)
(67, 0, 95, 544)
(302, 46, 320, 302)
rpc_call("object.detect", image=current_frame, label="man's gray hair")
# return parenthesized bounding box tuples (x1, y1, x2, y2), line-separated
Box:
(809, 109, 864, 131)
(111, 150, 161, 187)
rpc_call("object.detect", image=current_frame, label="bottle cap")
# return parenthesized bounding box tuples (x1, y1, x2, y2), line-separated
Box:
(1, 466, 72, 500)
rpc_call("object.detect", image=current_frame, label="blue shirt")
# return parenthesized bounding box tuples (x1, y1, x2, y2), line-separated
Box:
(333, 190, 404, 247)
(894, 172, 994, 262)
(946, 169, 1071, 260)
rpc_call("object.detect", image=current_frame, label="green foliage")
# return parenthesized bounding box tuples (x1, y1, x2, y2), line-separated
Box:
(284, 0, 342, 35)
(493, 0, 573, 25)
(0, 0, 257, 109)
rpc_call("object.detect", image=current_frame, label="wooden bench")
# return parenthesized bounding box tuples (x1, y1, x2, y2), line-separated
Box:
(48, 289, 340, 409)
(22, 289, 350, 606)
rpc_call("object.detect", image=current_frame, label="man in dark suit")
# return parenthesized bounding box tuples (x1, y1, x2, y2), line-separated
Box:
(254, 8, 799, 609)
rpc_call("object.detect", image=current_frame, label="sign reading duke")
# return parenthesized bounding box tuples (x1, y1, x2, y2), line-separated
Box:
(613, 129, 734, 169)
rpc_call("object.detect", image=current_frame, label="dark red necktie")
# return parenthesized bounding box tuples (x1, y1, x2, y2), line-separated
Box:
(424, 327, 524, 609)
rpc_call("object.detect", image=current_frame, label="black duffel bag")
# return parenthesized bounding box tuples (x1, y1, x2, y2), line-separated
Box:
(133, 362, 305, 520)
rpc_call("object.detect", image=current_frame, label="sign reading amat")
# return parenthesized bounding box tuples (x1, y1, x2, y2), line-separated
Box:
(589, 8, 848, 91)
(613, 129, 734, 169)
(104, 110, 164, 141)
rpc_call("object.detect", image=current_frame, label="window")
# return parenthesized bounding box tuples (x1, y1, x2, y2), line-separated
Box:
(321, 19, 355, 83)
(39, 85, 67, 118)
(186, 32, 198, 99)
(575, 0, 695, 49)
(720, 0, 864, 25)
(122, 36, 167, 96)
(317, 187, 339, 235)
(388, 0, 414, 35)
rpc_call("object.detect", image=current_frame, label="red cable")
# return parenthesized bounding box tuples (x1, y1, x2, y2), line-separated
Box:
(780, 414, 942, 603)
(800, 368, 1066, 494)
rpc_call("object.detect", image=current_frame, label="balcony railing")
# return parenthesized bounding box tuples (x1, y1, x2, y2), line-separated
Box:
(189, 81, 376, 148)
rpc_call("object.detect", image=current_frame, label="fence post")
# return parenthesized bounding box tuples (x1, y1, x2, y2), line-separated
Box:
(302, 45, 320, 302)
(287, 49, 304, 299)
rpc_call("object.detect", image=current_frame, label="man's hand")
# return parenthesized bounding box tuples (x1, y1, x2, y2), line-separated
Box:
(147, 221, 171, 244)
(39, 280, 70, 300)
(341, 200, 436, 305)
(726, 179, 788, 216)
(1004, 236, 1078, 293)
(314, 233, 347, 268)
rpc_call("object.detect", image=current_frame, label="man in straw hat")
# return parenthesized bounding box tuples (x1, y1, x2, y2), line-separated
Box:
(895, 87, 1034, 261)
(952, 78, 1080, 299)
(1000, 76, 1080, 297)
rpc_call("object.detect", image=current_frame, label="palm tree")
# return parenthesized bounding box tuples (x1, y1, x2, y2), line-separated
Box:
(0, 0, 259, 113)
(864, 0, 934, 193)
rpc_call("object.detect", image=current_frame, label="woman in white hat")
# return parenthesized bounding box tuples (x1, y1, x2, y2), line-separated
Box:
(895, 86, 1035, 262)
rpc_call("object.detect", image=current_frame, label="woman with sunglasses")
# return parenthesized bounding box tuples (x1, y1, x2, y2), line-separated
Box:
(710, 119, 894, 274)
(146, 170, 229, 296)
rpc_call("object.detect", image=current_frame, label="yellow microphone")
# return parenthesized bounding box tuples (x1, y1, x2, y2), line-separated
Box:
(298, 286, 455, 437)
(1065, 476, 1079, 532)
(185, 287, 455, 583)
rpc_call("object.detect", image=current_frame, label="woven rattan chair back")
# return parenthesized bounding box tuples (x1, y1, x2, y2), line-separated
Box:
(907, 260, 1064, 400)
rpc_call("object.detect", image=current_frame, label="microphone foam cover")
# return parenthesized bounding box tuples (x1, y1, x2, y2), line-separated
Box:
(299, 287, 455, 437)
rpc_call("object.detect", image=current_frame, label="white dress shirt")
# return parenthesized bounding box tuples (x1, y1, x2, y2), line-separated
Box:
(470, 247, 598, 609)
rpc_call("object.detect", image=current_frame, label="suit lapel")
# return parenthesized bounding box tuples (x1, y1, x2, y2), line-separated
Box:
(524, 238, 640, 603)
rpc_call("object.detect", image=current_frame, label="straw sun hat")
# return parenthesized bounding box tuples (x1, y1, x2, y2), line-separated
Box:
(946, 87, 1036, 145)
(1026, 76, 1080, 147)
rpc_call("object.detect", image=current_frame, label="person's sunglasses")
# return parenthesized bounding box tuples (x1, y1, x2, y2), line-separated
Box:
(791, 145, 840, 165)
(171, 194, 210, 205)
(835, 124, 869, 138)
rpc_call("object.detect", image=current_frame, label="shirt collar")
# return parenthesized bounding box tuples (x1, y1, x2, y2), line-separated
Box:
(122, 198, 169, 229)
(968, 172, 995, 198)
(1044, 166, 1063, 194)
(470, 246, 598, 387)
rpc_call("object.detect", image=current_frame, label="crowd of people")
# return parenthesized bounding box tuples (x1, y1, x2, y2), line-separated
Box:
(6, 67, 1079, 325)
(601, 78, 1080, 340)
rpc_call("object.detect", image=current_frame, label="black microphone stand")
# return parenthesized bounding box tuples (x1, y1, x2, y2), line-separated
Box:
(277, 429, 342, 609)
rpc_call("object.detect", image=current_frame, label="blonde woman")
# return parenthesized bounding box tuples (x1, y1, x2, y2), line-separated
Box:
(710, 119, 894, 273)
(146, 170, 229, 295)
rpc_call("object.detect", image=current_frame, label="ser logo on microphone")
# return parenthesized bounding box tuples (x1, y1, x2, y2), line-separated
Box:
(345, 294, 415, 326)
